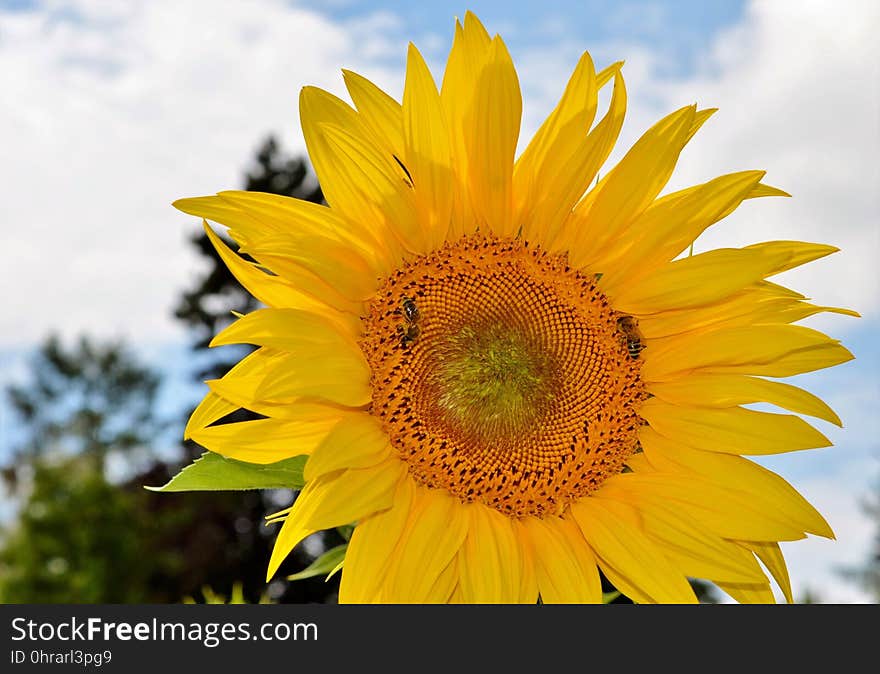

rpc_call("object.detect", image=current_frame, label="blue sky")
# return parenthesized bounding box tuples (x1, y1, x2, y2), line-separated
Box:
(297, 0, 745, 72)
(1, 0, 878, 602)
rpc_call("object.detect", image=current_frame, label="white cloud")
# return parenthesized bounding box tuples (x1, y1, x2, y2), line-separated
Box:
(0, 0, 407, 349)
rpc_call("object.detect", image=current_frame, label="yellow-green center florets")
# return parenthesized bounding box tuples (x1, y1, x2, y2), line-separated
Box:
(432, 323, 556, 442)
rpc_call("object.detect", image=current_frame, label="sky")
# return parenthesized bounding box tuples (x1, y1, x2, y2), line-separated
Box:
(0, 0, 878, 602)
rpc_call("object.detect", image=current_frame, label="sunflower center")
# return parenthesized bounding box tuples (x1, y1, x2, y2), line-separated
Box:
(361, 235, 646, 518)
(432, 323, 554, 442)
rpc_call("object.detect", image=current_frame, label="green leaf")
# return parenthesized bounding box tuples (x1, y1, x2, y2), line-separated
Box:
(287, 544, 348, 582)
(336, 524, 355, 542)
(602, 590, 622, 604)
(326, 558, 345, 582)
(146, 452, 307, 492)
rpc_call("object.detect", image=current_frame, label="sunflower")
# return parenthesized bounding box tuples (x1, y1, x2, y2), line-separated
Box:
(174, 12, 856, 603)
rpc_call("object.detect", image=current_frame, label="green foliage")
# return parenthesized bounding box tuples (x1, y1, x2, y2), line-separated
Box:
(0, 335, 181, 602)
(184, 581, 271, 604)
(0, 457, 158, 603)
(147, 452, 306, 492)
(286, 544, 347, 583)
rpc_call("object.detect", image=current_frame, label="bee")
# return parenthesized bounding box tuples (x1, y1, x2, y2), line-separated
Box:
(616, 315, 645, 359)
(398, 296, 421, 348)
(402, 297, 420, 323)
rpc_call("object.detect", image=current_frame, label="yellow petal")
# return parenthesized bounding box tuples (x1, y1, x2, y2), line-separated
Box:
(209, 317, 369, 409)
(566, 105, 697, 268)
(318, 121, 425, 254)
(717, 581, 776, 604)
(339, 477, 414, 603)
(211, 306, 362, 355)
(684, 107, 717, 143)
(440, 12, 492, 239)
(648, 170, 767, 248)
(515, 51, 598, 192)
(596, 170, 768, 292)
(642, 324, 854, 381)
(770, 301, 861, 325)
(188, 347, 297, 435)
(443, 11, 491, 90)
(637, 285, 855, 340)
(528, 65, 628, 245)
(384, 487, 468, 603)
(458, 504, 523, 603)
(571, 496, 697, 603)
(342, 68, 405, 159)
(640, 399, 832, 455)
(190, 412, 342, 464)
(235, 257, 364, 316)
(647, 373, 842, 427)
(403, 43, 453, 249)
(197, 222, 330, 314)
(519, 515, 602, 604)
(266, 459, 404, 581)
(739, 541, 794, 604)
(266, 514, 318, 583)
(214, 190, 388, 268)
(612, 246, 792, 314)
(749, 182, 791, 198)
(422, 557, 460, 603)
(191, 202, 370, 315)
(299, 86, 380, 201)
(638, 428, 833, 539)
(601, 471, 813, 542)
(206, 375, 301, 421)
(744, 240, 840, 275)
(630, 498, 767, 584)
(625, 451, 653, 473)
(613, 238, 846, 323)
(254, 349, 371, 408)
(301, 458, 403, 532)
(464, 35, 521, 236)
(174, 195, 271, 244)
(185, 392, 236, 441)
(517, 534, 540, 604)
(205, 350, 367, 420)
(240, 233, 378, 304)
(304, 414, 393, 482)
(514, 51, 605, 239)
(547, 68, 627, 249)
(299, 87, 411, 256)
